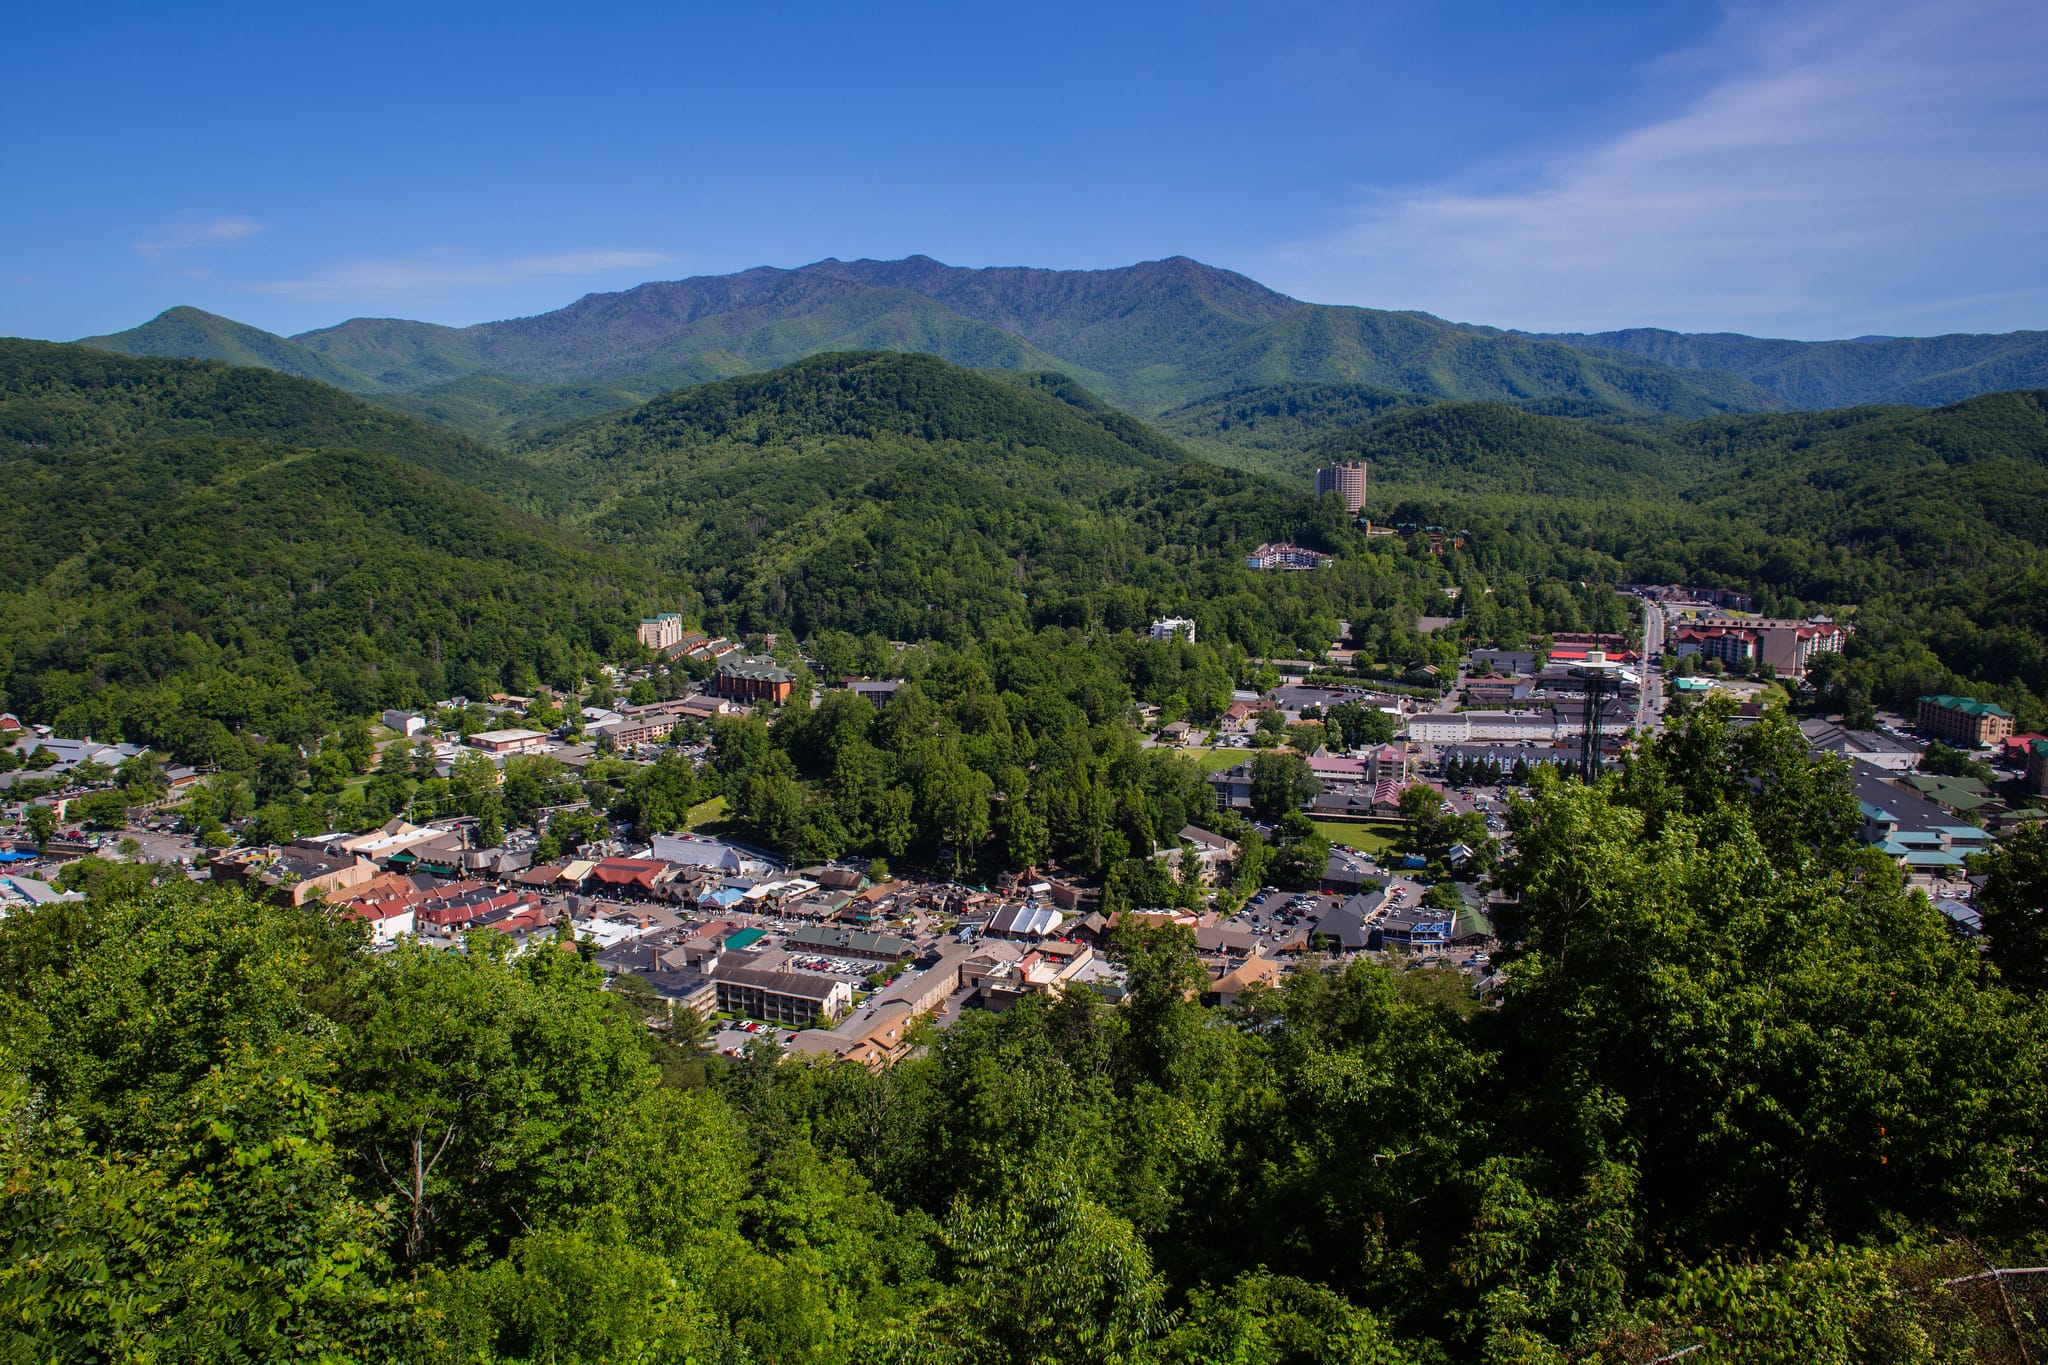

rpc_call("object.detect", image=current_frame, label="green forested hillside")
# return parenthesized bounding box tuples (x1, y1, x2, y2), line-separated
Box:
(74, 256, 1781, 438)
(1522, 323, 2048, 408)
(1352, 390, 2048, 723)
(0, 341, 654, 753)
(521, 352, 1626, 663)
(12, 339, 2048, 746)
(1156, 382, 1437, 452)
(1317, 401, 1682, 495)
(0, 339, 548, 499)
(77, 305, 372, 390)
(533, 352, 1347, 646)
(377, 373, 655, 445)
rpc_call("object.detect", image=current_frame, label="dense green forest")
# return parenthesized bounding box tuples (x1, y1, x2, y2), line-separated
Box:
(18, 280, 2048, 1360)
(1160, 385, 2048, 727)
(79, 257, 2048, 447)
(0, 341, 651, 756)
(1512, 323, 2048, 409)
(8, 338, 2048, 756)
(80, 256, 1780, 437)
(6, 708, 2044, 1362)
(529, 352, 1470, 651)
(0, 344, 1632, 775)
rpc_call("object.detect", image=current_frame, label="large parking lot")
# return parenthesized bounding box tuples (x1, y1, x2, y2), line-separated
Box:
(787, 954, 867, 977)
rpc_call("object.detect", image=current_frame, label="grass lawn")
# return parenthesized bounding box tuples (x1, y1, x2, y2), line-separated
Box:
(1312, 820, 1403, 856)
(1191, 746, 1251, 772)
(686, 795, 749, 841)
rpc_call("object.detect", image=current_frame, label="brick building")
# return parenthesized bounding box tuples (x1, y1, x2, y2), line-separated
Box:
(1917, 694, 2015, 747)
(711, 953, 852, 1025)
(1682, 617, 1846, 677)
(714, 656, 797, 704)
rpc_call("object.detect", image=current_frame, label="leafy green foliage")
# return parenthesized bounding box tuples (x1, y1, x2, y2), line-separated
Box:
(80, 255, 1787, 433)
(78, 304, 372, 390)
(0, 340, 656, 758)
(3, 710, 2045, 1360)
(1525, 321, 2048, 408)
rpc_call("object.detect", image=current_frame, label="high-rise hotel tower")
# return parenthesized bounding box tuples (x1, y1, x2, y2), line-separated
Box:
(1314, 460, 1369, 514)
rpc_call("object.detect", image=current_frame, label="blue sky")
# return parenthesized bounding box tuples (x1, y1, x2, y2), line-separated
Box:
(5, 0, 2042, 341)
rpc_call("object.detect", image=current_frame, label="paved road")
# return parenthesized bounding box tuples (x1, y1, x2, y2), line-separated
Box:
(1635, 596, 1666, 730)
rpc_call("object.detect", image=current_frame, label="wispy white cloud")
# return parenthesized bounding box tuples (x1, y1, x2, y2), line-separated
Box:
(136, 214, 264, 256)
(247, 249, 675, 301)
(1273, 0, 2048, 337)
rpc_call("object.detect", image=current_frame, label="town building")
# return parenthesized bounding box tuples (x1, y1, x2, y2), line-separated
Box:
(590, 939, 717, 1016)
(786, 999, 923, 1068)
(674, 694, 738, 721)
(715, 656, 797, 705)
(210, 841, 380, 907)
(1314, 460, 1369, 514)
(1243, 541, 1333, 571)
(8, 736, 147, 775)
(589, 713, 677, 748)
(1407, 700, 1633, 748)
(381, 709, 426, 737)
(2027, 739, 2048, 798)
(637, 613, 685, 651)
(1677, 617, 1847, 677)
(710, 952, 853, 1025)
(586, 857, 675, 899)
(1916, 694, 2015, 747)
(784, 924, 915, 962)
(466, 728, 550, 755)
(1851, 762, 1995, 874)
(843, 679, 903, 709)
(985, 902, 1065, 940)
(1463, 676, 1534, 706)
(1373, 915, 1454, 951)
(1469, 648, 1538, 675)
(1671, 625, 1758, 668)
(1148, 617, 1197, 643)
(1207, 953, 1284, 1007)
(1799, 719, 1925, 772)
(1171, 825, 1239, 881)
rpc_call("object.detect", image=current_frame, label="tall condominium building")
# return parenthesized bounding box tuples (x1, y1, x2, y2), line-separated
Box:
(637, 612, 684, 650)
(1315, 461, 1370, 514)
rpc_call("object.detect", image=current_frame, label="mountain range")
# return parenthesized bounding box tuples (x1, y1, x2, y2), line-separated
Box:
(6, 330, 2048, 741)
(78, 255, 2046, 443)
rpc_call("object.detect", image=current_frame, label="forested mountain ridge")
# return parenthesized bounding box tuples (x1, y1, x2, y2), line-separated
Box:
(75, 256, 1780, 436)
(577, 350, 1187, 466)
(9, 337, 2048, 743)
(1314, 401, 1681, 496)
(1506, 322, 2048, 409)
(527, 352, 1359, 646)
(0, 338, 554, 502)
(0, 340, 656, 752)
(75, 305, 369, 390)
(76, 257, 2048, 449)
(1155, 382, 1439, 452)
